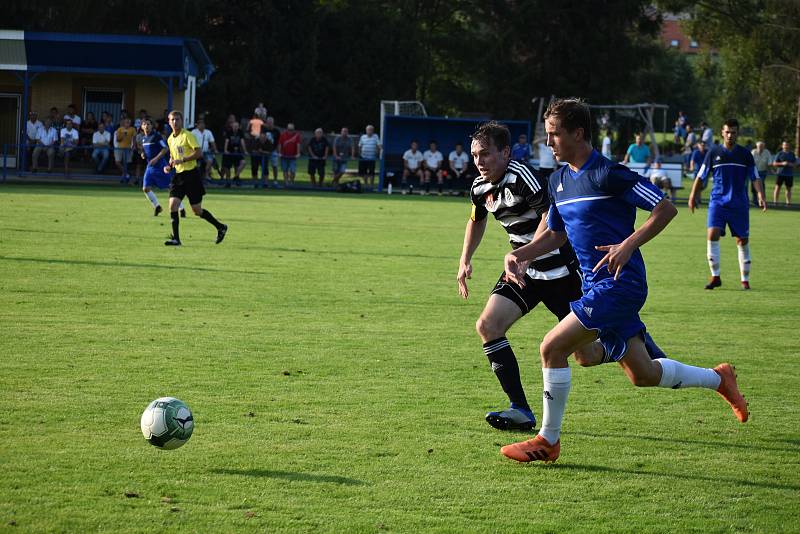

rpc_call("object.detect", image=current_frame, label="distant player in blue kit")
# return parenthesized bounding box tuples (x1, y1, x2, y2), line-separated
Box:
(688, 119, 766, 290)
(140, 118, 185, 217)
(499, 99, 748, 463)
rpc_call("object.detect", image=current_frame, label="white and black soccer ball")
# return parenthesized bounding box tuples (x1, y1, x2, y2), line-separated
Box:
(140, 397, 194, 450)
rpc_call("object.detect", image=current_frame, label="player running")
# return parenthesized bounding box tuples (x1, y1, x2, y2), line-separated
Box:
(688, 119, 766, 290)
(163, 110, 228, 247)
(140, 118, 185, 217)
(458, 121, 666, 432)
(500, 99, 748, 463)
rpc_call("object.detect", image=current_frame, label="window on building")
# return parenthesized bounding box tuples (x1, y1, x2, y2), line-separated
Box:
(690, 40, 699, 48)
(670, 39, 679, 47)
(83, 89, 124, 125)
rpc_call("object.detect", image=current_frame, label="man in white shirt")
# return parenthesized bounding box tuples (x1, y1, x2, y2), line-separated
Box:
(26, 111, 42, 146)
(63, 104, 82, 127)
(601, 131, 612, 159)
(400, 140, 424, 195)
(91, 122, 112, 173)
(192, 119, 218, 180)
(358, 125, 382, 188)
(422, 140, 444, 195)
(32, 118, 58, 172)
(537, 140, 557, 172)
(448, 142, 470, 195)
(59, 119, 80, 175)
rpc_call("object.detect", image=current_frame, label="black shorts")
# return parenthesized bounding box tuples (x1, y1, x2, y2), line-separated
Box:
(776, 175, 794, 188)
(222, 153, 243, 169)
(359, 159, 376, 175)
(492, 270, 582, 318)
(308, 158, 326, 175)
(169, 167, 206, 204)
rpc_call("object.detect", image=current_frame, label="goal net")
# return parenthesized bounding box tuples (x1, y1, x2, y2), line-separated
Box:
(379, 100, 427, 138)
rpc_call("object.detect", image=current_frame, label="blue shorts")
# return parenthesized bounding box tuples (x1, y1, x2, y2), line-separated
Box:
(281, 157, 297, 173)
(334, 160, 348, 174)
(270, 151, 279, 168)
(708, 203, 749, 238)
(143, 166, 173, 190)
(571, 277, 647, 361)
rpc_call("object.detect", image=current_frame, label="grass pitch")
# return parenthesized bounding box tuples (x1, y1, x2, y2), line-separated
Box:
(1, 184, 799, 532)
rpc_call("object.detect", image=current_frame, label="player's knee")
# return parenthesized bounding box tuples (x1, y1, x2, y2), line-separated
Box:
(475, 316, 502, 341)
(191, 206, 203, 216)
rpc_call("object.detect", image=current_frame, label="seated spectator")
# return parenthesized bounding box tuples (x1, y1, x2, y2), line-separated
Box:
(59, 119, 79, 176)
(307, 128, 330, 188)
(26, 111, 42, 148)
(422, 140, 444, 195)
(80, 111, 98, 150)
(31, 118, 58, 173)
(63, 104, 81, 128)
(400, 140, 424, 195)
(278, 123, 302, 187)
(192, 119, 219, 180)
(648, 160, 672, 200)
(91, 122, 112, 173)
(222, 121, 247, 187)
(448, 142, 470, 195)
(114, 117, 136, 183)
(48, 107, 63, 130)
(623, 133, 651, 164)
(332, 127, 354, 186)
(511, 133, 531, 161)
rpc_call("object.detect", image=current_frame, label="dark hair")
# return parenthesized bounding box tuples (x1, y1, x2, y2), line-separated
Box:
(544, 98, 592, 142)
(411, 139, 418, 144)
(722, 118, 739, 129)
(471, 121, 511, 151)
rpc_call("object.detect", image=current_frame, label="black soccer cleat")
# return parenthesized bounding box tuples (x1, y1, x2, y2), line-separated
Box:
(154, 205, 163, 217)
(215, 224, 228, 244)
(485, 404, 537, 431)
(705, 276, 721, 290)
(180, 208, 187, 218)
(164, 237, 182, 246)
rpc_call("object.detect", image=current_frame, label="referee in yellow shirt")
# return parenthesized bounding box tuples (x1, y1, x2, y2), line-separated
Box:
(163, 110, 228, 246)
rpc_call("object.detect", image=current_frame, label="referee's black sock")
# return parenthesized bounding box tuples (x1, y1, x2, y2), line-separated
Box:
(483, 337, 530, 411)
(170, 211, 180, 241)
(200, 209, 223, 230)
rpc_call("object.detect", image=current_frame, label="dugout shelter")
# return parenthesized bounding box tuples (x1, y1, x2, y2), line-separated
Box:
(379, 115, 531, 191)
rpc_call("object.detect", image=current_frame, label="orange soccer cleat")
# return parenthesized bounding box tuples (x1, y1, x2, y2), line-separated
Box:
(500, 434, 560, 463)
(714, 363, 749, 423)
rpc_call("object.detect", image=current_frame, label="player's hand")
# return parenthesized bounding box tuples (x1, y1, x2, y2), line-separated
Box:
(504, 252, 529, 288)
(758, 194, 767, 212)
(688, 195, 696, 213)
(163, 165, 171, 174)
(457, 261, 472, 299)
(593, 242, 633, 280)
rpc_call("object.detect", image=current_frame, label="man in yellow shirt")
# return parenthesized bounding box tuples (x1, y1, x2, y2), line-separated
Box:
(163, 110, 228, 246)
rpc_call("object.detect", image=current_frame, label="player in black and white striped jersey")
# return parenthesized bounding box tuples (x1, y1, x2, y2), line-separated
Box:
(457, 121, 665, 432)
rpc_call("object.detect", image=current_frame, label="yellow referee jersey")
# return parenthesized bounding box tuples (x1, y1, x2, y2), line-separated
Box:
(167, 129, 199, 173)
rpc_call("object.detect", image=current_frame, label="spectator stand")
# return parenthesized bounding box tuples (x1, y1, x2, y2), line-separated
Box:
(379, 115, 530, 192)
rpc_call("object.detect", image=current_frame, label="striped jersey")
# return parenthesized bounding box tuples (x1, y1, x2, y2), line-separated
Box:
(470, 159, 577, 280)
(695, 144, 759, 209)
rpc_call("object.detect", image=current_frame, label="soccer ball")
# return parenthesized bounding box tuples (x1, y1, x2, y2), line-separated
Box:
(140, 397, 194, 450)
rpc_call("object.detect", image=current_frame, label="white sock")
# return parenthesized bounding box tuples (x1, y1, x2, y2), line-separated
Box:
(538, 367, 571, 444)
(657, 358, 721, 389)
(145, 190, 159, 207)
(737, 243, 751, 282)
(707, 240, 721, 277)
(387, 183, 393, 195)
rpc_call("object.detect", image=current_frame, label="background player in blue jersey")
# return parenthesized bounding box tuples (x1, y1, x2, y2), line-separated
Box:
(688, 119, 766, 290)
(140, 118, 185, 217)
(498, 99, 748, 464)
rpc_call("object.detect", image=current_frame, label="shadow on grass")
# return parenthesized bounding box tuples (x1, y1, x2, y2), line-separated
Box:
(210, 468, 366, 486)
(0, 255, 265, 276)
(552, 463, 800, 491)
(567, 430, 800, 454)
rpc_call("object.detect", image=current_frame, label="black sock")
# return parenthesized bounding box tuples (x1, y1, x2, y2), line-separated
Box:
(200, 209, 223, 229)
(170, 211, 180, 241)
(483, 337, 529, 410)
(425, 182, 430, 193)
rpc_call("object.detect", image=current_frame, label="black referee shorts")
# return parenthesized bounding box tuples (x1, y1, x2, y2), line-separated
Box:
(169, 167, 206, 205)
(491, 270, 583, 319)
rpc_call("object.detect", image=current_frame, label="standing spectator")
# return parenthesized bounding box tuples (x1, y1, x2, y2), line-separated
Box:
(132, 123, 147, 185)
(63, 104, 81, 128)
(59, 119, 79, 176)
(622, 133, 651, 164)
(91, 122, 111, 173)
(448, 142, 470, 194)
(332, 127, 354, 186)
(677, 110, 687, 128)
(192, 119, 218, 180)
(683, 124, 697, 169)
(26, 111, 42, 148)
(771, 141, 796, 205)
(254, 102, 267, 120)
(358, 124, 381, 189)
(248, 113, 264, 139)
(307, 128, 330, 188)
(511, 134, 531, 161)
(134, 109, 148, 131)
(401, 140, 424, 195)
(278, 123, 302, 187)
(700, 121, 714, 146)
(422, 140, 444, 195)
(673, 120, 684, 147)
(80, 112, 98, 151)
(262, 117, 281, 187)
(114, 117, 136, 183)
(751, 141, 772, 207)
(31, 118, 58, 172)
(537, 139, 557, 173)
(601, 130, 612, 159)
(690, 140, 708, 176)
(250, 132, 271, 188)
(222, 121, 247, 187)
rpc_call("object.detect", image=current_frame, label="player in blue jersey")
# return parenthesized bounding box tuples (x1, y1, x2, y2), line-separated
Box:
(688, 119, 766, 290)
(140, 118, 185, 217)
(498, 99, 748, 463)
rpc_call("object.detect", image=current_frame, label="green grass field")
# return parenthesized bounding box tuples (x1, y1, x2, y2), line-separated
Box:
(1, 184, 799, 532)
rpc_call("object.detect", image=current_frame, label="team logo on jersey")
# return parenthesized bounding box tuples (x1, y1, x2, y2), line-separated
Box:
(557, 182, 564, 192)
(583, 306, 593, 317)
(485, 192, 497, 211)
(715, 155, 722, 161)
(504, 188, 514, 205)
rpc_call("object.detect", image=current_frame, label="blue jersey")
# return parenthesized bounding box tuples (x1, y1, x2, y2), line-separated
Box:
(142, 132, 170, 167)
(695, 144, 758, 210)
(547, 151, 665, 292)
